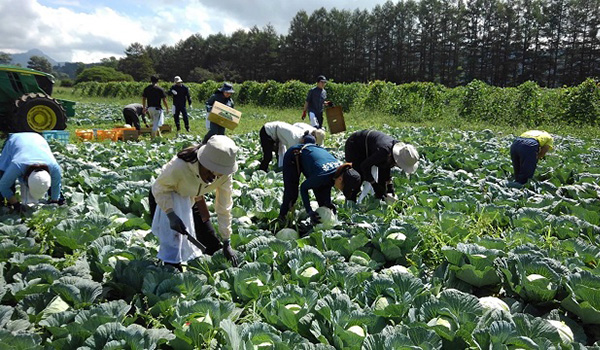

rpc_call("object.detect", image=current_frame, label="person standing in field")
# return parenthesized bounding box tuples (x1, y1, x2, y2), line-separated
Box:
(150, 135, 239, 271)
(122, 103, 148, 131)
(259, 121, 326, 171)
(168, 76, 192, 133)
(278, 142, 361, 227)
(142, 75, 169, 138)
(344, 130, 419, 203)
(302, 75, 332, 129)
(510, 130, 554, 184)
(0, 132, 63, 213)
(203, 82, 235, 144)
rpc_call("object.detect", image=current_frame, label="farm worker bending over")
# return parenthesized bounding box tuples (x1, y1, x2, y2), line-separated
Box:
(168, 76, 192, 133)
(278, 142, 362, 226)
(259, 121, 326, 171)
(0, 132, 63, 213)
(510, 130, 554, 184)
(203, 82, 235, 144)
(150, 135, 239, 271)
(345, 130, 419, 203)
(142, 75, 169, 138)
(122, 103, 148, 131)
(302, 75, 333, 129)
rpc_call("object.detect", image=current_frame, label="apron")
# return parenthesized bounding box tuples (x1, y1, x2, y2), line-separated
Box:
(152, 192, 203, 264)
(148, 107, 164, 132)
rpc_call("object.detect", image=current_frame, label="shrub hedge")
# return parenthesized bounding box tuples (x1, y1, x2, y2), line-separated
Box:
(72, 79, 600, 126)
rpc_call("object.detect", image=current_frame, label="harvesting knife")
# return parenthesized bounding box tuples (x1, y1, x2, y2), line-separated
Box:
(184, 230, 207, 252)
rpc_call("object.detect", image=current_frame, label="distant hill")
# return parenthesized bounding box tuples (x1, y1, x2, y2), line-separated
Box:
(10, 49, 58, 67)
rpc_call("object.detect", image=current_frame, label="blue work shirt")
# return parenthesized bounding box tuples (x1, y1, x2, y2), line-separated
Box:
(288, 143, 341, 214)
(306, 86, 326, 115)
(0, 132, 62, 200)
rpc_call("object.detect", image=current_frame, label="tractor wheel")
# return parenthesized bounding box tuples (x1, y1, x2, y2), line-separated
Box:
(11, 93, 67, 132)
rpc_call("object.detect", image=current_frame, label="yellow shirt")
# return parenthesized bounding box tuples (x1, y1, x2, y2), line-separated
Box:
(152, 155, 233, 240)
(520, 130, 554, 150)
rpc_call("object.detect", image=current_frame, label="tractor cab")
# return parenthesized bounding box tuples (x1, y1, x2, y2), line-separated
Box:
(0, 65, 75, 132)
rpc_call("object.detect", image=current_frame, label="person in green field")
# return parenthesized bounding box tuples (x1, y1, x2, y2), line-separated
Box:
(150, 135, 239, 271)
(301, 75, 333, 129)
(203, 82, 235, 143)
(510, 130, 554, 184)
(142, 75, 170, 138)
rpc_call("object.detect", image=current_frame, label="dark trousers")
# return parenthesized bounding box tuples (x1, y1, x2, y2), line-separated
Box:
(149, 191, 222, 255)
(259, 126, 278, 172)
(173, 105, 189, 131)
(123, 110, 141, 130)
(279, 152, 332, 217)
(510, 137, 539, 184)
(315, 112, 324, 129)
(202, 122, 226, 144)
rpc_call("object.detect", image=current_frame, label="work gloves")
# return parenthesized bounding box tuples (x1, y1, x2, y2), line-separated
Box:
(324, 203, 337, 214)
(301, 110, 307, 120)
(167, 211, 188, 235)
(308, 211, 321, 225)
(12, 202, 29, 215)
(384, 194, 398, 205)
(223, 240, 238, 267)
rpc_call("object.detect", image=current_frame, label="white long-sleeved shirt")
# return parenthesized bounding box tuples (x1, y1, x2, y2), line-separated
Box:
(264, 121, 308, 167)
(293, 122, 316, 134)
(152, 155, 233, 240)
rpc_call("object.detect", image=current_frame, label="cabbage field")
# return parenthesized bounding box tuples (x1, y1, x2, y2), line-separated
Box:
(1, 109, 600, 349)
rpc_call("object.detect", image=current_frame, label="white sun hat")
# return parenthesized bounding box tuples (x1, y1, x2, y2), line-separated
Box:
(392, 142, 419, 174)
(197, 135, 239, 175)
(28, 170, 51, 199)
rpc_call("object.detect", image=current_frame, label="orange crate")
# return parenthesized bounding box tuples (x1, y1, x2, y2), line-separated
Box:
(97, 130, 117, 141)
(75, 129, 94, 141)
(113, 127, 137, 140)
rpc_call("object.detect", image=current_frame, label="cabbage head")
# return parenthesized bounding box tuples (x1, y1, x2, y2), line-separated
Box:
(315, 207, 338, 229)
(275, 228, 299, 241)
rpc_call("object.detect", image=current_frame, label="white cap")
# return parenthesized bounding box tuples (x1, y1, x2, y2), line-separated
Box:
(28, 170, 51, 200)
(392, 142, 419, 174)
(174, 76, 183, 83)
(197, 135, 239, 175)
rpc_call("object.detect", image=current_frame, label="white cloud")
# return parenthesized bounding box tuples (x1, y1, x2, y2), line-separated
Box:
(0, 0, 391, 63)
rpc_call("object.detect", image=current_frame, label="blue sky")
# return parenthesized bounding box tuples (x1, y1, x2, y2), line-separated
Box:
(0, 0, 395, 63)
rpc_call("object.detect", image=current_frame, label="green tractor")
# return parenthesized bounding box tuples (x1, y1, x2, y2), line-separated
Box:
(0, 65, 75, 132)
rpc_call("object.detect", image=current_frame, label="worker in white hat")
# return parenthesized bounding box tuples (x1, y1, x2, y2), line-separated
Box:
(168, 76, 192, 133)
(150, 135, 239, 270)
(0, 132, 63, 213)
(344, 129, 419, 203)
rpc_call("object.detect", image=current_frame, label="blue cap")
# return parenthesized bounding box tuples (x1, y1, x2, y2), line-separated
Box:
(302, 134, 316, 144)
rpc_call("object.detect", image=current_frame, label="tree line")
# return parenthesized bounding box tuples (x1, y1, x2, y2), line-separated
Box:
(6, 0, 600, 88)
